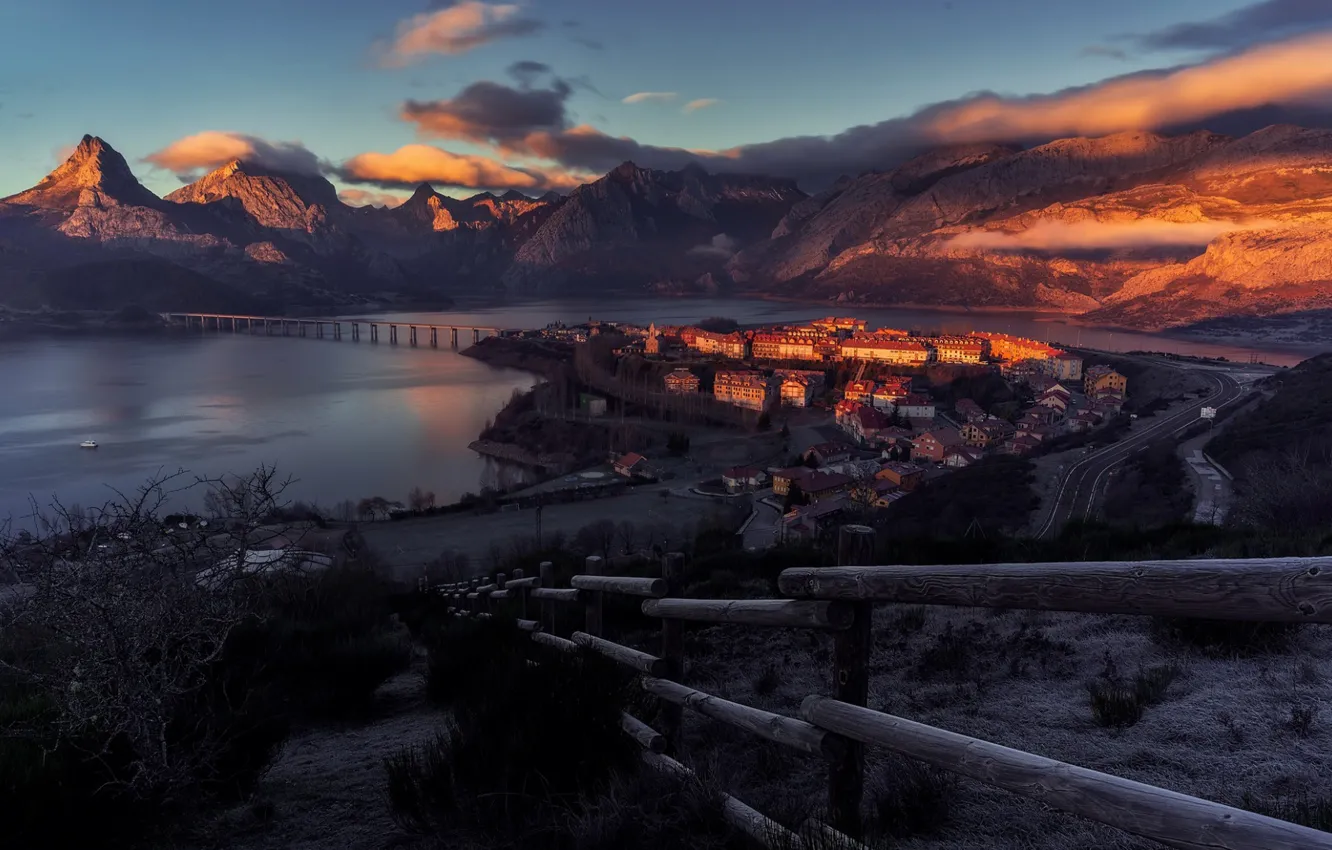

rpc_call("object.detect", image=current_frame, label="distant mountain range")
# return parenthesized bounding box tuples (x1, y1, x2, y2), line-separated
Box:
(2, 128, 1331, 331)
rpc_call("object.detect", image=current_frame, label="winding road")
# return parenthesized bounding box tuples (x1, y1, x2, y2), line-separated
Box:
(1035, 369, 1246, 539)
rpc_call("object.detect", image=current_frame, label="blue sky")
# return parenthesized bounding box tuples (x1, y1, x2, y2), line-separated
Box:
(0, 0, 1325, 200)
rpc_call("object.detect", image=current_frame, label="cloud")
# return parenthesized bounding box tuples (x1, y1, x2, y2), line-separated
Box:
(622, 91, 677, 104)
(946, 218, 1289, 252)
(338, 188, 408, 208)
(402, 79, 571, 144)
(337, 143, 587, 192)
(143, 131, 323, 178)
(688, 233, 740, 258)
(683, 98, 721, 113)
(506, 60, 550, 85)
(393, 33, 1332, 189)
(380, 1, 543, 65)
(1129, 0, 1332, 52)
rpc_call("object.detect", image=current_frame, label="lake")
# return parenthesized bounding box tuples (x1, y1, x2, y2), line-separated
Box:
(0, 296, 1321, 526)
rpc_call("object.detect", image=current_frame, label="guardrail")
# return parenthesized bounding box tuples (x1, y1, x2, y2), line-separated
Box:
(427, 528, 1332, 849)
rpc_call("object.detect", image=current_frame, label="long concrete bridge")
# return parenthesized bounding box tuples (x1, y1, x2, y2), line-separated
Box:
(161, 312, 505, 348)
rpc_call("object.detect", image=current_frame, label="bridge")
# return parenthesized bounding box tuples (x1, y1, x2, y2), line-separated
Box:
(160, 313, 505, 348)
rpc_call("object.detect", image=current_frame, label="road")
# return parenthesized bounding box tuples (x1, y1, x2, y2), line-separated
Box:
(1035, 369, 1246, 539)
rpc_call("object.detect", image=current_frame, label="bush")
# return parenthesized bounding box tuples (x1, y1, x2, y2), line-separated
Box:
(393, 619, 638, 840)
(1088, 657, 1180, 728)
(1242, 792, 1332, 834)
(867, 755, 958, 839)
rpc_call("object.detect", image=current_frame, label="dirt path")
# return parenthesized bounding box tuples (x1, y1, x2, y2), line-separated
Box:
(180, 659, 442, 850)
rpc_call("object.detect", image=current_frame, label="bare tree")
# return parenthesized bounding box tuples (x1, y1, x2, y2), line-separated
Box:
(616, 520, 639, 556)
(426, 548, 471, 584)
(0, 467, 299, 796)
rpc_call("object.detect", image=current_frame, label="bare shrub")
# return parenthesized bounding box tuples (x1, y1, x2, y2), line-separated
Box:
(751, 664, 782, 696)
(1151, 617, 1300, 657)
(1288, 704, 1318, 738)
(1242, 792, 1332, 834)
(866, 754, 958, 839)
(1088, 654, 1180, 728)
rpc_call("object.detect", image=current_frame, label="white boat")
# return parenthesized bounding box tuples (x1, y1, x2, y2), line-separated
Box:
(79, 439, 98, 449)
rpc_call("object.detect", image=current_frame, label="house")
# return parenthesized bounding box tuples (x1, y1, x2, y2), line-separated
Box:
(961, 419, 1015, 448)
(714, 371, 773, 410)
(840, 338, 931, 365)
(579, 394, 608, 417)
(843, 379, 877, 405)
(954, 398, 987, 423)
(911, 426, 965, 463)
(663, 368, 700, 394)
(1047, 351, 1084, 382)
(804, 442, 853, 466)
(722, 466, 767, 493)
(1002, 434, 1042, 456)
(613, 453, 652, 478)
(686, 328, 748, 359)
(826, 459, 884, 482)
(1067, 410, 1101, 432)
(751, 332, 824, 361)
(944, 445, 986, 468)
(851, 478, 902, 508)
(843, 404, 891, 445)
(780, 498, 847, 543)
(801, 471, 854, 502)
(896, 393, 936, 420)
(771, 465, 815, 496)
(877, 461, 924, 491)
(921, 335, 985, 364)
(1036, 392, 1069, 415)
(871, 376, 913, 409)
(780, 375, 816, 407)
(1085, 365, 1128, 398)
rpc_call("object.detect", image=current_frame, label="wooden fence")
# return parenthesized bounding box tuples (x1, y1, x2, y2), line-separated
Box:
(430, 526, 1332, 850)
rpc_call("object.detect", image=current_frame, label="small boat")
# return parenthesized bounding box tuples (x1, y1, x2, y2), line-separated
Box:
(79, 439, 98, 449)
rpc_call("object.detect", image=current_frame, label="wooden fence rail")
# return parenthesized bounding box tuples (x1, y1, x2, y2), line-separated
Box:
(425, 529, 1332, 849)
(777, 558, 1332, 623)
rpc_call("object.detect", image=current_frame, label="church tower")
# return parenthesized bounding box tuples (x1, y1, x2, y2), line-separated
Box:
(645, 322, 661, 355)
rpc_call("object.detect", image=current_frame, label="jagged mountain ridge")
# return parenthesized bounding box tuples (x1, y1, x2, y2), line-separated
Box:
(3, 127, 1332, 329)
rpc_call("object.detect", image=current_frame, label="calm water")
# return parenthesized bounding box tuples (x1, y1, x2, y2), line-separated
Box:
(1, 297, 1322, 525)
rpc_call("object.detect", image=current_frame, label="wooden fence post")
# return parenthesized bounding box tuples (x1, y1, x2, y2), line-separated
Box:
(495, 572, 507, 618)
(829, 524, 874, 837)
(512, 568, 527, 620)
(539, 561, 554, 633)
(584, 555, 604, 637)
(470, 577, 481, 616)
(661, 552, 685, 753)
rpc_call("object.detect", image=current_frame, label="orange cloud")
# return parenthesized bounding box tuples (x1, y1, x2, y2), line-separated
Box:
(380, 2, 542, 65)
(622, 92, 677, 104)
(339, 144, 588, 191)
(338, 188, 407, 208)
(925, 31, 1332, 142)
(683, 98, 721, 113)
(947, 218, 1289, 252)
(145, 131, 321, 176)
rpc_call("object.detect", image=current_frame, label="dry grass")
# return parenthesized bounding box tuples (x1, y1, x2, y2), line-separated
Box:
(676, 605, 1332, 849)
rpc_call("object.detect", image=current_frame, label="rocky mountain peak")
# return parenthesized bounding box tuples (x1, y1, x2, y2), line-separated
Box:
(2, 134, 159, 210)
(164, 159, 343, 231)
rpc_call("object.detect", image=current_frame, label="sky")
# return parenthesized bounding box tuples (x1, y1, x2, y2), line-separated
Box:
(2, 0, 1331, 205)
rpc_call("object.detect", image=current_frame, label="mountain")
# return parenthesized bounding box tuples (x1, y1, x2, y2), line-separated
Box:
(504, 162, 805, 290)
(4, 128, 1332, 331)
(727, 127, 1332, 326)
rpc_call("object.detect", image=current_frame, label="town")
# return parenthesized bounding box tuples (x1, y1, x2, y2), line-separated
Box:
(492, 315, 1131, 545)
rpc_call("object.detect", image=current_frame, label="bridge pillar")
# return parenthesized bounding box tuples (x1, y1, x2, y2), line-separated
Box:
(317, 322, 324, 339)
(390, 324, 398, 345)
(351, 322, 359, 341)
(450, 327, 458, 347)
(473, 328, 481, 344)
(300, 321, 307, 338)
(334, 322, 341, 340)
(409, 326, 417, 346)
(231, 317, 236, 333)
(370, 324, 378, 343)
(430, 327, 437, 348)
